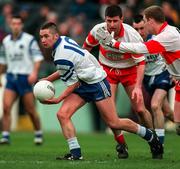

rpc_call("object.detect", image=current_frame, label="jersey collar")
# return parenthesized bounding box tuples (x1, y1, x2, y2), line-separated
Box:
(10, 32, 23, 41)
(158, 22, 168, 34)
(53, 37, 62, 50)
(118, 23, 124, 37)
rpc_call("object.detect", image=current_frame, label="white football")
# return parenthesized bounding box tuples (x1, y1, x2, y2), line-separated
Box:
(33, 80, 55, 101)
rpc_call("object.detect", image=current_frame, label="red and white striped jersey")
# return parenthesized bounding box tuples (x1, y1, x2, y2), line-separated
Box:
(83, 22, 145, 68)
(113, 22, 180, 79)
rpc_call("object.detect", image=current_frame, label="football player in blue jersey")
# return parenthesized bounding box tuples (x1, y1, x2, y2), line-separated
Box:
(38, 22, 163, 160)
(0, 15, 43, 145)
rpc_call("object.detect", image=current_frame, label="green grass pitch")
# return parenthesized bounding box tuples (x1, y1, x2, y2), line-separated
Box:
(0, 132, 180, 169)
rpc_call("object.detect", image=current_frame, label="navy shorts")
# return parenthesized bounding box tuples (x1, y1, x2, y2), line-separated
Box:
(73, 78, 111, 102)
(143, 70, 175, 95)
(6, 73, 33, 96)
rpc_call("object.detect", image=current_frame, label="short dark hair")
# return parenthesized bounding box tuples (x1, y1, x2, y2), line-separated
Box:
(105, 5, 122, 18)
(12, 15, 22, 21)
(133, 14, 144, 24)
(40, 22, 59, 34)
(144, 5, 165, 23)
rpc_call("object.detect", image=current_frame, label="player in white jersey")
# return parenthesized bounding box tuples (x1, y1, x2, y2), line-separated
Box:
(83, 5, 153, 159)
(97, 5, 180, 136)
(0, 15, 43, 145)
(132, 14, 174, 144)
(39, 22, 163, 160)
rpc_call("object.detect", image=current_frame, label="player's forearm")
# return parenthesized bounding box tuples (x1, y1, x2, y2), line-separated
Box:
(113, 41, 148, 54)
(33, 61, 42, 75)
(57, 81, 80, 102)
(135, 64, 145, 88)
(45, 71, 60, 82)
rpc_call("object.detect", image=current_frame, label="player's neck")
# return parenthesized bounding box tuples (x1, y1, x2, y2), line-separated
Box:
(12, 32, 21, 40)
(154, 23, 164, 35)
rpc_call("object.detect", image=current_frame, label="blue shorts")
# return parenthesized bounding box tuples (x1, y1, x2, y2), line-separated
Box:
(5, 73, 33, 96)
(73, 78, 111, 102)
(143, 70, 175, 95)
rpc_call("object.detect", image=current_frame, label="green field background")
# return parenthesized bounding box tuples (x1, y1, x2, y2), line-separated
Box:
(0, 132, 180, 169)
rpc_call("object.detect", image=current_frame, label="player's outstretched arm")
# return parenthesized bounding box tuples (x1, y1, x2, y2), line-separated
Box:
(96, 28, 151, 54)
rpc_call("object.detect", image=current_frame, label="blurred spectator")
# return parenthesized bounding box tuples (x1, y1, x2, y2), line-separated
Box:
(58, 15, 85, 45)
(19, 5, 39, 36)
(70, 0, 99, 21)
(38, 4, 51, 24)
(0, 3, 14, 33)
(143, 0, 158, 8)
(58, 22, 70, 36)
(46, 11, 59, 23)
(161, 0, 179, 26)
(123, 6, 134, 25)
(99, 0, 126, 20)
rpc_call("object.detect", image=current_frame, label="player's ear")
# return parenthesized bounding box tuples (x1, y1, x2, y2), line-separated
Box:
(54, 33, 59, 39)
(120, 16, 124, 21)
(148, 18, 154, 25)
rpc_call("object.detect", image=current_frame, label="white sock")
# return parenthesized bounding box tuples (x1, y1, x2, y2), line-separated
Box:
(2, 131, 10, 137)
(136, 125, 146, 137)
(34, 130, 43, 135)
(155, 129, 165, 137)
(67, 137, 80, 150)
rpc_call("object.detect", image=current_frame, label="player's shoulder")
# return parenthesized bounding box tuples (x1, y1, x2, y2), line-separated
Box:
(165, 25, 180, 37)
(22, 32, 35, 41)
(122, 23, 143, 41)
(89, 22, 106, 38)
(122, 23, 139, 34)
(155, 24, 179, 41)
(3, 34, 11, 44)
(92, 22, 106, 31)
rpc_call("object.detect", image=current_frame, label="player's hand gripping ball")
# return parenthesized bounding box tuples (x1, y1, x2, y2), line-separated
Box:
(33, 80, 55, 101)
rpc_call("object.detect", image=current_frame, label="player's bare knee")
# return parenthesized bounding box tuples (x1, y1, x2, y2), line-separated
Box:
(26, 107, 36, 115)
(56, 111, 69, 122)
(151, 103, 160, 114)
(134, 108, 145, 117)
(3, 105, 11, 116)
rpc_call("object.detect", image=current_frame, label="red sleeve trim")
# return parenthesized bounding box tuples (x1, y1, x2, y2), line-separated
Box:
(114, 41, 121, 49)
(87, 32, 99, 45)
(82, 42, 93, 49)
(137, 60, 146, 65)
(145, 40, 166, 54)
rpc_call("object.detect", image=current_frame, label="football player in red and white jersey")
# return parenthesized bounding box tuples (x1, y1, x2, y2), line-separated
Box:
(83, 5, 153, 159)
(132, 14, 174, 144)
(98, 5, 180, 135)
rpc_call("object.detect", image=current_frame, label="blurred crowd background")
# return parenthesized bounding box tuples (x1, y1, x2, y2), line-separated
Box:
(1, 0, 180, 77)
(0, 0, 180, 44)
(0, 0, 179, 132)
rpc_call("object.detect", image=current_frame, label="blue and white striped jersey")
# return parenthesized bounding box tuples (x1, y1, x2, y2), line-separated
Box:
(0, 32, 43, 74)
(53, 36, 107, 86)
